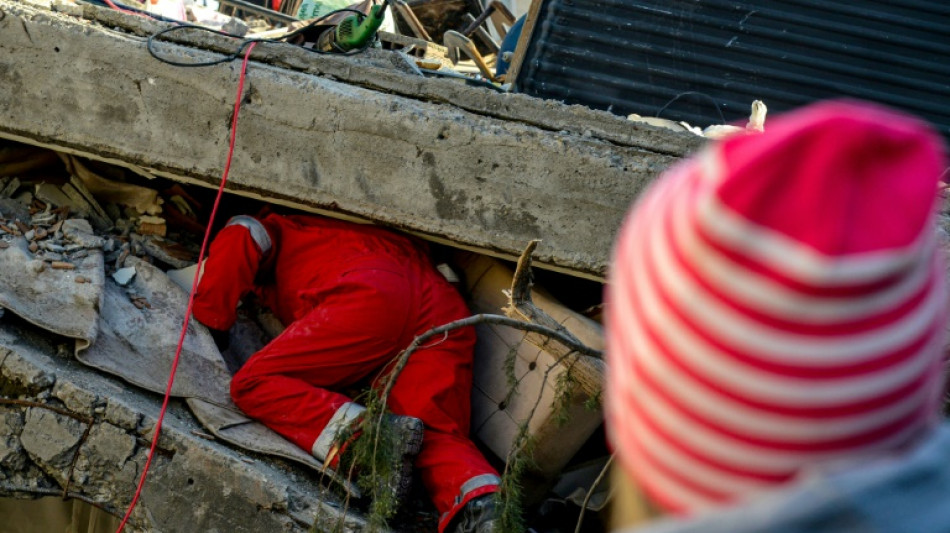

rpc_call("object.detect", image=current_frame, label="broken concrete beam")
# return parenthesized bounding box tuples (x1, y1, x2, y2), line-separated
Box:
(0, 320, 367, 532)
(0, 0, 702, 280)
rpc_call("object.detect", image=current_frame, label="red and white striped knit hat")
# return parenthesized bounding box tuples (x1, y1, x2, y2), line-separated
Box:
(605, 100, 949, 515)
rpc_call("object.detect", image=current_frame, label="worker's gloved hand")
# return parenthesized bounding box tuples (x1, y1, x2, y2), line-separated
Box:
(207, 327, 231, 351)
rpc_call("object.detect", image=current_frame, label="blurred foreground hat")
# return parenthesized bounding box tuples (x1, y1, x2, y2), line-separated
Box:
(605, 100, 949, 514)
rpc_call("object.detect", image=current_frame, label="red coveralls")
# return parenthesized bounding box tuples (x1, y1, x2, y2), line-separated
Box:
(192, 213, 498, 530)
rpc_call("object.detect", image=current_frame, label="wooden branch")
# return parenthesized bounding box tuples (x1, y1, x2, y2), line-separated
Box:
(505, 240, 604, 397)
(574, 455, 613, 533)
(0, 398, 92, 424)
(372, 313, 603, 461)
(505, 240, 584, 348)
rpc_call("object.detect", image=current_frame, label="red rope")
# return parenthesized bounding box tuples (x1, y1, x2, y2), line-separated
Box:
(114, 41, 258, 533)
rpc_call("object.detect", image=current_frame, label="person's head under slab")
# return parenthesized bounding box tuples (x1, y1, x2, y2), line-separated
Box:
(604, 100, 950, 532)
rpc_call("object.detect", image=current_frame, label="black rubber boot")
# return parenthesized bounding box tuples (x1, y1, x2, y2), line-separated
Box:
(380, 413, 424, 505)
(452, 494, 501, 533)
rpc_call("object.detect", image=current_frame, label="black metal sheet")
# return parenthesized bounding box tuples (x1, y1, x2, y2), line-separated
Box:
(514, 0, 950, 137)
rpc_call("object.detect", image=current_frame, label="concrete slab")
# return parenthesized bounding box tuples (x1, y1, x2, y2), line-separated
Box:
(0, 0, 703, 280)
(0, 318, 367, 532)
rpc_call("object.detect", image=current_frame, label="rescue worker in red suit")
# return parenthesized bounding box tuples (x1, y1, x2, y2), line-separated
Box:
(192, 213, 500, 533)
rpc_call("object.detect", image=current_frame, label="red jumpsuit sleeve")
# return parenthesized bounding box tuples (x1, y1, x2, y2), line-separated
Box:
(192, 224, 265, 331)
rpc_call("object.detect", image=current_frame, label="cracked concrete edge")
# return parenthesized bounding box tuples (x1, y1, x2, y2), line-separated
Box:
(70, 0, 704, 158)
(0, 321, 368, 533)
(0, 0, 697, 280)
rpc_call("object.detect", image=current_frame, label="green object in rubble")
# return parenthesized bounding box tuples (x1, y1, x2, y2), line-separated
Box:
(315, 2, 389, 52)
(295, 0, 352, 20)
(333, 3, 387, 50)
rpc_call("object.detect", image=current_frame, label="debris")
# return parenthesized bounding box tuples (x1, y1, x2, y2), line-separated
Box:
(166, 262, 204, 293)
(28, 242, 38, 253)
(14, 190, 33, 207)
(191, 429, 216, 440)
(692, 100, 768, 140)
(115, 245, 130, 270)
(30, 260, 45, 273)
(58, 155, 164, 216)
(138, 236, 194, 269)
(75, 276, 89, 284)
(50, 261, 75, 270)
(626, 114, 691, 133)
(24, 229, 35, 241)
(35, 180, 112, 231)
(62, 219, 106, 249)
(136, 216, 167, 237)
(130, 297, 152, 310)
(0, 177, 21, 198)
(0, 241, 9, 249)
(112, 267, 137, 286)
(168, 195, 194, 217)
(42, 242, 65, 253)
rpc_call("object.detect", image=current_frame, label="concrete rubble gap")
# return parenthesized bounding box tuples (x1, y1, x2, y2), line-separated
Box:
(0, 0, 702, 281)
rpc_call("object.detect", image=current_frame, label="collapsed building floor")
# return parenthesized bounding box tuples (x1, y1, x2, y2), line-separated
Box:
(0, 0, 704, 531)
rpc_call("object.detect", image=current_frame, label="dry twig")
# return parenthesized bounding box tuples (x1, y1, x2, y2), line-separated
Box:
(574, 455, 614, 533)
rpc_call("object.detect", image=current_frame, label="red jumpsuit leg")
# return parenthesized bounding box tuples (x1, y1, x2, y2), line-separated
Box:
(230, 269, 413, 453)
(385, 269, 500, 531)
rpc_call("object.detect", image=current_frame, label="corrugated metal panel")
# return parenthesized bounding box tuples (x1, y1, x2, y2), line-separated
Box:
(514, 0, 950, 137)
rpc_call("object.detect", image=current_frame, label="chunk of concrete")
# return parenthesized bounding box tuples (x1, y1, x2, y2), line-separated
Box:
(20, 408, 85, 485)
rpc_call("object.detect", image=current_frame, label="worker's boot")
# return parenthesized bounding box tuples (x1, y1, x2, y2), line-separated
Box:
(379, 413, 425, 505)
(328, 412, 424, 510)
(452, 494, 501, 533)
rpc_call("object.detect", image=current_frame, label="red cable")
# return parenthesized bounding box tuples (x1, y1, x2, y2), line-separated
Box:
(102, 0, 146, 17)
(114, 41, 258, 533)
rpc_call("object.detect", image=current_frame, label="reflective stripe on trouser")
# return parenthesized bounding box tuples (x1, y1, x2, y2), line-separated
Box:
(312, 402, 365, 461)
(228, 267, 500, 526)
(439, 473, 502, 531)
